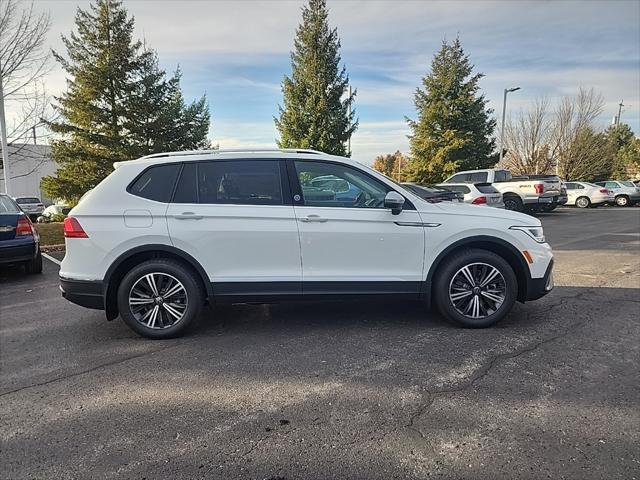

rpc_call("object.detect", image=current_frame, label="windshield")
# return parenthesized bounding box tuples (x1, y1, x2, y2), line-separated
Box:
(0, 196, 21, 214)
(15, 197, 41, 204)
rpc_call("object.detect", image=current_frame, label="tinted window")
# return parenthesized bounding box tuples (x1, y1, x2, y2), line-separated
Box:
(493, 170, 511, 182)
(621, 181, 635, 187)
(470, 172, 489, 182)
(476, 184, 499, 194)
(129, 164, 180, 202)
(15, 197, 41, 204)
(295, 161, 389, 208)
(173, 163, 198, 203)
(0, 196, 20, 214)
(446, 173, 465, 183)
(444, 185, 471, 194)
(605, 182, 619, 188)
(198, 160, 283, 205)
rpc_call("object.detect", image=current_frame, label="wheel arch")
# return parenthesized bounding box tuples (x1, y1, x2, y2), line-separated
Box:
(103, 245, 212, 320)
(424, 236, 530, 306)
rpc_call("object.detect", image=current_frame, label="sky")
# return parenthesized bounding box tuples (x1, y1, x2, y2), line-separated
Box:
(7, 0, 640, 164)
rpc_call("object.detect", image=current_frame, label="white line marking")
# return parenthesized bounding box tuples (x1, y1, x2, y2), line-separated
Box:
(42, 252, 62, 266)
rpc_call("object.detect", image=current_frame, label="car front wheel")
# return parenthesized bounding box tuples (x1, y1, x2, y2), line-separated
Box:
(434, 249, 518, 328)
(117, 259, 203, 339)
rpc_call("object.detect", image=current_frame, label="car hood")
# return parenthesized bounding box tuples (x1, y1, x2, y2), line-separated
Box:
(416, 198, 540, 225)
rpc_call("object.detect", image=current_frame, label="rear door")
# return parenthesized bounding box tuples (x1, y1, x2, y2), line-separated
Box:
(289, 159, 425, 296)
(166, 159, 302, 300)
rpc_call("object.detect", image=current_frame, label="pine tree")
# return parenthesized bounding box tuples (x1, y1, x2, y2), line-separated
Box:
(275, 0, 357, 156)
(42, 0, 210, 202)
(406, 37, 497, 183)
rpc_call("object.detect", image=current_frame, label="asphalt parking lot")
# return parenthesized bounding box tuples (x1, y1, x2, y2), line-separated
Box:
(1, 207, 639, 480)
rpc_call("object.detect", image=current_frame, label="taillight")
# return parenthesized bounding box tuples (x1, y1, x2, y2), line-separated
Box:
(64, 217, 88, 238)
(599, 189, 609, 194)
(472, 196, 487, 205)
(534, 183, 544, 194)
(16, 216, 35, 236)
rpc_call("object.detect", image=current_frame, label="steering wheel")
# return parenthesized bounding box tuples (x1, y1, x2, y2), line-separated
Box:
(354, 190, 366, 206)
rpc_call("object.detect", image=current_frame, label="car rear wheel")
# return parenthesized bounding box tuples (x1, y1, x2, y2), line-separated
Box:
(24, 249, 43, 274)
(434, 249, 518, 328)
(575, 196, 590, 208)
(503, 195, 523, 212)
(117, 259, 203, 339)
(615, 195, 629, 207)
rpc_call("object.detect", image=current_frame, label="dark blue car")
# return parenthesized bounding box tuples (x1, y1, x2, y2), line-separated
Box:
(0, 194, 42, 274)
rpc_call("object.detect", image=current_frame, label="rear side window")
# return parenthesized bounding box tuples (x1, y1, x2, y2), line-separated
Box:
(475, 184, 499, 194)
(446, 185, 471, 194)
(446, 173, 465, 183)
(604, 181, 619, 188)
(469, 172, 489, 182)
(0, 196, 20, 213)
(493, 170, 511, 182)
(173, 163, 198, 203)
(198, 160, 283, 205)
(129, 164, 181, 202)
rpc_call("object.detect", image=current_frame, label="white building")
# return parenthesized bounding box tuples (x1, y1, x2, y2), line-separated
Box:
(0, 143, 56, 202)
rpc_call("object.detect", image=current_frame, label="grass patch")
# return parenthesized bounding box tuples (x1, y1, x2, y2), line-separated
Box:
(35, 223, 65, 246)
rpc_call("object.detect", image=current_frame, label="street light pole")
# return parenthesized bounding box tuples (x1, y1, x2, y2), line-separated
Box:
(0, 58, 11, 196)
(499, 86, 520, 164)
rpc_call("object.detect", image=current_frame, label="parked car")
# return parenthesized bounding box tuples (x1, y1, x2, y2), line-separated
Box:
(401, 183, 463, 203)
(436, 182, 504, 208)
(513, 175, 568, 211)
(0, 194, 43, 274)
(444, 169, 561, 212)
(594, 181, 640, 206)
(59, 148, 554, 339)
(37, 203, 71, 223)
(13, 196, 45, 220)
(564, 182, 614, 208)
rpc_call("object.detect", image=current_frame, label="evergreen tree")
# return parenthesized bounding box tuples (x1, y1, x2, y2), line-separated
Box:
(42, 0, 210, 202)
(406, 37, 497, 183)
(275, 0, 357, 156)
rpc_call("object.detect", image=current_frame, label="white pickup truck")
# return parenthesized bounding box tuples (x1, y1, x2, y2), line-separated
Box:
(443, 169, 562, 212)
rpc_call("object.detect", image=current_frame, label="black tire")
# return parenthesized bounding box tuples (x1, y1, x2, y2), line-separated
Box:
(117, 259, 203, 339)
(24, 249, 43, 274)
(615, 195, 629, 207)
(503, 195, 524, 212)
(434, 249, 518, 328)
(575, 196, 590, 208)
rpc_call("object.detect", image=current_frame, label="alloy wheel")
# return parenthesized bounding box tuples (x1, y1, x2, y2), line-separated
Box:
(576, 197, 590, 208)
(448, 262, 506, 319)
(128, 272, 188, 329)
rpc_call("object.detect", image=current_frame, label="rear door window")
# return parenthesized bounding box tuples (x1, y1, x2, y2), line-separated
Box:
(129, 164, 181, 202)
(198, 160, 283, 205)
(493, 171, 511, 182)
(446, 185, 471, 194)
(173, 163, 198, 203)
(475, 184, 499, 194)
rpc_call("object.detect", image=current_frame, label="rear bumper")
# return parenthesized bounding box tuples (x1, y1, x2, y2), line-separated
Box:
(59, 276, 105, 310)
(0, 242, 38, 265)
(526, 259, 554, 301)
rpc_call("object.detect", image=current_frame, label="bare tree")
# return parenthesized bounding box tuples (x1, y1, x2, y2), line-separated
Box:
(502, 97, 553, 175)
(551, 88, 605, 180)
(0, 0, 52, 189)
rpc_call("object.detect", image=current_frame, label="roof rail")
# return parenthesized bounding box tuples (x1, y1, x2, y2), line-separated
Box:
(141, 148, 327, 160)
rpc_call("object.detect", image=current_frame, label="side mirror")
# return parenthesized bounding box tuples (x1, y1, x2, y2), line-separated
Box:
(384, 191, 405, 215)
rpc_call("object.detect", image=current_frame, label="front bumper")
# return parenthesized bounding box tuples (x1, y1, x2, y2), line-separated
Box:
(525, 259, 554, 301)
(60, 276, 105, 310)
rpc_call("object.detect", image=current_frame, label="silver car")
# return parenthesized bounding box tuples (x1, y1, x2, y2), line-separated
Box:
(13, 197, 45, 219)
(594, 181, 640, 207)
(437, 182, 504, 208)
(564, 182, 614, 208)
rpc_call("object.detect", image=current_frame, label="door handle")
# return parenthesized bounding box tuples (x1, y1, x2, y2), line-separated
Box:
(174, 212, 203, 220)
(299, 214, 328, 223)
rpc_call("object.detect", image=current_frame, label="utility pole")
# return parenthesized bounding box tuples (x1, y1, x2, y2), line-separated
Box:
(499, 86, 520, 164)
(0, 57, 11, 196)
(616, 100, 624, 125)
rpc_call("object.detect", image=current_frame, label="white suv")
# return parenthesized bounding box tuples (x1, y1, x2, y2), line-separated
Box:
(60, 149, 554, 339)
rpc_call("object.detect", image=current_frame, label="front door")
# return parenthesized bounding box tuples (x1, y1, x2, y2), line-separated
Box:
(290, 160, 425, 297)
(166, 159, 302, 301)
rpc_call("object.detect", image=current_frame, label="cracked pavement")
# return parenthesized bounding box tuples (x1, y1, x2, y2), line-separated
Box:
(1, 207, 639, 479)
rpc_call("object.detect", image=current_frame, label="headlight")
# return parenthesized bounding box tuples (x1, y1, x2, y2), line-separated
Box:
(510, 225, 545, 243)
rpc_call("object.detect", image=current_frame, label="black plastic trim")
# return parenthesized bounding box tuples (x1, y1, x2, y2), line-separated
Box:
(60, 277, 104, 310)
(526, 258, 554, 301)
